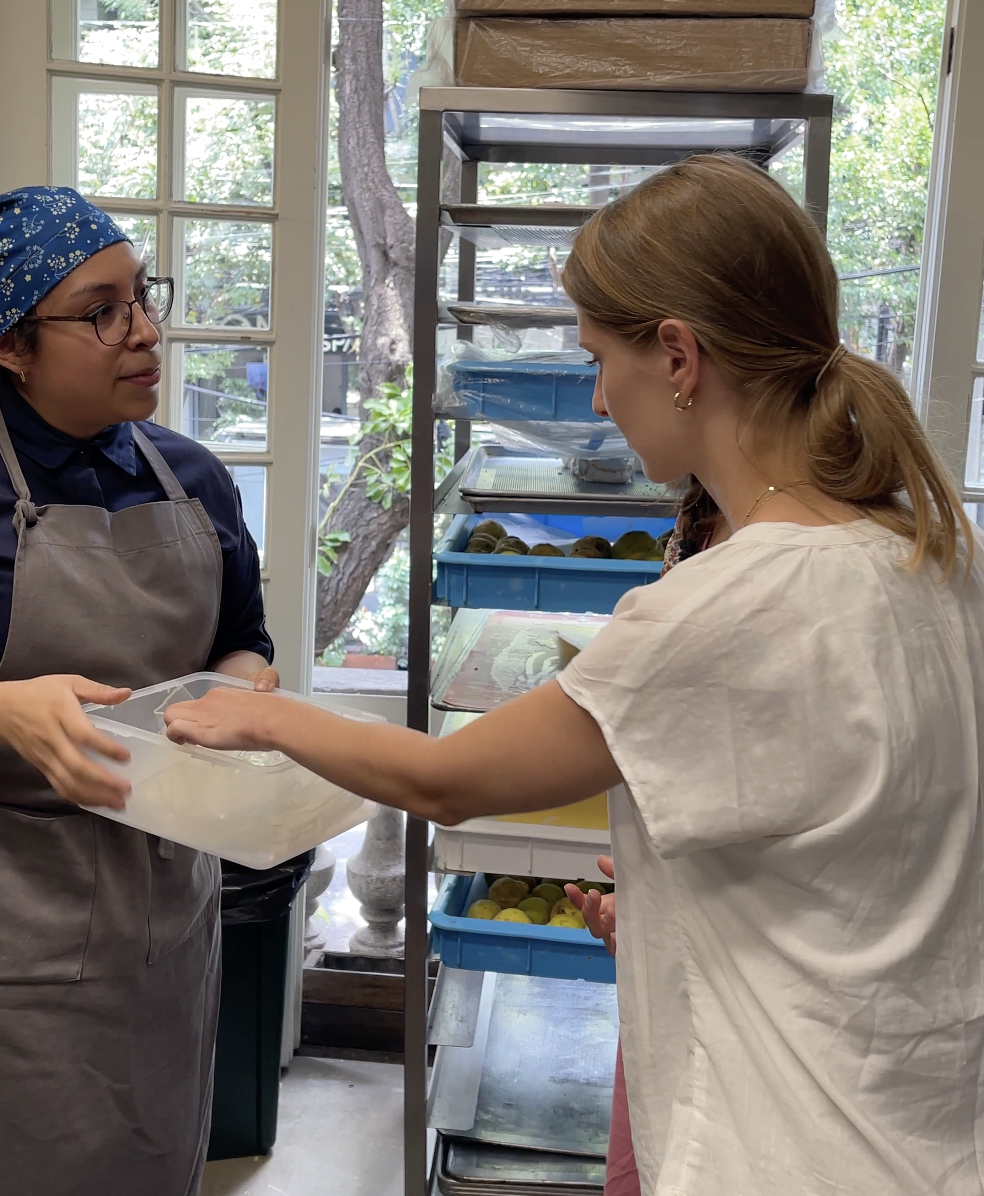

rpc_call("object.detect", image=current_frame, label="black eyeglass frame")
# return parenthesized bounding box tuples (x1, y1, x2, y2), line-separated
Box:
(24, 276, 175, 346)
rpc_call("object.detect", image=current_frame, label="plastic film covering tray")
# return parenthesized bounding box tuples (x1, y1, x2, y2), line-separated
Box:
(455, 16, 812, 91)
(434, 514, 669, 613)
(446, 358, 600, 422)
(429, 874, 615, 983)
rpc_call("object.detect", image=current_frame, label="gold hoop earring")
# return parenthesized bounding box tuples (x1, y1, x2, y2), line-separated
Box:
(673, 391, 693, 411)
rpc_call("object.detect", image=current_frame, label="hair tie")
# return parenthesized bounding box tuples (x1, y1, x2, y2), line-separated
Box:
(816, 343, 847, 386)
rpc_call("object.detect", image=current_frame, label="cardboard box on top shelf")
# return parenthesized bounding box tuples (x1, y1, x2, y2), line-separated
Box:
(455, 0, 814, 14)
(454, 16, 813, 91)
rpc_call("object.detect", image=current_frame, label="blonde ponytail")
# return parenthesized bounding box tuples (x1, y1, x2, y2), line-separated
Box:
(806, 351, 966, 571)
(564, 154, 972, 575)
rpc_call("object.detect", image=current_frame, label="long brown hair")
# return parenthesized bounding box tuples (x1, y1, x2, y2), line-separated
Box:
(564, 154, 970, 574)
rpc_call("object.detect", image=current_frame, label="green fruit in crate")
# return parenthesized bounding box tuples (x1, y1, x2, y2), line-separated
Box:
(467, 899, 502, 920)
(465, 533, 498, 554)
(494, 908, 532, 924)
(488, 877, 530, 908)
(493, 537, 530, 555)
(549, 913, 586, 930)
(551, 897, 581, 920)
(612, 531, 662, 561)
(472, 520, 507, 541)
(531, 883, 565, 907)
(576, 880, 607, 896)
(570, 536, 612, 559)
(530, 543, 564, 557)
(517, 897, 550, 925)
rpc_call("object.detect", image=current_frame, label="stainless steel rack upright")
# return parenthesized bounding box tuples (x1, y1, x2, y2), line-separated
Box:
(405, 85, 833, 1196)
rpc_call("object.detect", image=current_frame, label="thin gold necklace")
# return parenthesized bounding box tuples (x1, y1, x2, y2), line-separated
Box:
(739, 481, 810, 529)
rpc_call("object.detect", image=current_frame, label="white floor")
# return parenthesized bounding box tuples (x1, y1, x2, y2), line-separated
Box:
(201, 1056, 404, 1196)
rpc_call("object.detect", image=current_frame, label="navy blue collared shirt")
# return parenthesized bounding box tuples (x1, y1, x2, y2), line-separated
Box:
(0, 377, 272, 665)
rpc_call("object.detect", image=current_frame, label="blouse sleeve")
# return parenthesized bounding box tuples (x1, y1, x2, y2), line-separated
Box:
(555, 581, 846, 859)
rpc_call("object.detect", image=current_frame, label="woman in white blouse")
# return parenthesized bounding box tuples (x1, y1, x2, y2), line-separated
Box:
(165, 154, 984, 1196)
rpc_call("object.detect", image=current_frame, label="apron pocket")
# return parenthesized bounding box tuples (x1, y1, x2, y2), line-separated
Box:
(147, 841, 219, 965)
(0, 808, 96, 983)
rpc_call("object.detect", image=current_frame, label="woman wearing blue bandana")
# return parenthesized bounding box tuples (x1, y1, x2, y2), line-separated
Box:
(0, 187, 274, 1195)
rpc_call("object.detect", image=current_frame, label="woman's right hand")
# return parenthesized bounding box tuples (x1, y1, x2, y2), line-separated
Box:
(565, 855, 617, 956)
(0, 676, 132, 808)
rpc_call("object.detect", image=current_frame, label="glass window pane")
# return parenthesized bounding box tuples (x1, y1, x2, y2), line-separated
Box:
(965, 376, 984, 488)
(177, 219, 272, 329)
(51, 0, 160, 68)
(226, 464, 267, 563)
(106, 214, 157, 273)
(179, 91, 275, 206)
(978, 287, 984, 363)
(184, 0, 278, 79)
(181, 343, 268, 451)
(51, 79, 158, 200)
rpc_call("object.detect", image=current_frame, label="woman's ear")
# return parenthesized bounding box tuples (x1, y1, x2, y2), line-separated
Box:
(0, 331, 31, 378)
(656, 319, 701, 402)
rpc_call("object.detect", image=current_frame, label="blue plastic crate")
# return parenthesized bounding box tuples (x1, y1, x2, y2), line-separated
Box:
(433, 514, 673, 614)
(447, 359, 600, 422)
(429, 873, 615, 984)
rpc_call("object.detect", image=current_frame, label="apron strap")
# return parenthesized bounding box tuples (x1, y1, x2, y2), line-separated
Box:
(132, 425, 190, 503)
(0, 403, 38, 535)
(0, 403, 34, 505)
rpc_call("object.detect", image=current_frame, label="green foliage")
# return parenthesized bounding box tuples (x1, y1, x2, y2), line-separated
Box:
(350, 541, 412, 659)
(181, 221, 272, 328)
(186, 1, 278, 78)
(320, 544, 452, 664)
(317, 366, 452, 574)
(77, 92, 158, 199)
(79, 2, 159, 68)
(317, 531, 353, 579)
(183, 96, 275, 207)
(825, 0, 945, 361)
(97, 0, 157, 19)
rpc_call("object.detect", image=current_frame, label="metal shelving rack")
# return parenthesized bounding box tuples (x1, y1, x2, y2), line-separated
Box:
(405, 85, 833, 1196)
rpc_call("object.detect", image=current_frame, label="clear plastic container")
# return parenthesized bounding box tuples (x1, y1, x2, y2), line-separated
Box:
(84, 673, 379, 869)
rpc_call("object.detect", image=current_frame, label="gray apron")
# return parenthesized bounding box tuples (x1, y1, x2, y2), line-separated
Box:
(0, 410, 225, 1196)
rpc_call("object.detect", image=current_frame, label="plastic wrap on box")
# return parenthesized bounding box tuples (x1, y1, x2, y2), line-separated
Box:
(490, 420, 636, 462)
(438, 343, 598, 421)
(411, 0, 834, 98)
(455, 0, 813, 11)
(454, 16, 813, 91)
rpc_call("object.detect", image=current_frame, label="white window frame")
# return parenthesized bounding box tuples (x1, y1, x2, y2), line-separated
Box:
(910, 0, 984, 492)
(0, 1, 331, 691)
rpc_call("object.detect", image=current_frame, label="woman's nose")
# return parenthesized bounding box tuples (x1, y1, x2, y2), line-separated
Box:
(128, 301, 161, 349)
(592, 374, 608, 418)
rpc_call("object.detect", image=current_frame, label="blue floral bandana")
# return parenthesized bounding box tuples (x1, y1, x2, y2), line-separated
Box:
(0, 187, 130, 336)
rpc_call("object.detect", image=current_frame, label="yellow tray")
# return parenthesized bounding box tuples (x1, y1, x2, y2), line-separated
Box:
(439, 711, 609, 831)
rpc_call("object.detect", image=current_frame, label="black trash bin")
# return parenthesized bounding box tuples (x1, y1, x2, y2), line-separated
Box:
(207, 850, 314, 1161)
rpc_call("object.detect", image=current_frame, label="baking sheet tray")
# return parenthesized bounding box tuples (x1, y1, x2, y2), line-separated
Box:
(445, 303, 579, 328)
(438, 1137, 605, 1194)
(430, 973, 618, 1156)
(460, 447, 667, 505)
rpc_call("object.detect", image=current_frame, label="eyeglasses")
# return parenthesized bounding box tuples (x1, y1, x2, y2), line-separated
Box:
(26, 277, 174, 347)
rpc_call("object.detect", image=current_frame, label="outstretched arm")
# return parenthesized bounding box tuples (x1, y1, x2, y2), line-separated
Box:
(164, 679, 621, 825)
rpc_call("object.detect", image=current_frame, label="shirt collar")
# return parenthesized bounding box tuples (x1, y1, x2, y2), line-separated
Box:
(0, 377, 137, 476)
